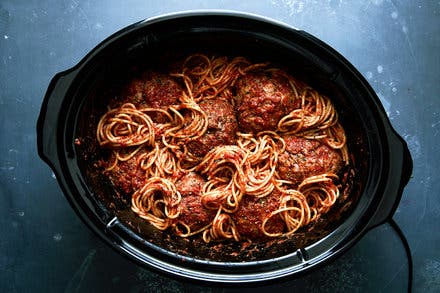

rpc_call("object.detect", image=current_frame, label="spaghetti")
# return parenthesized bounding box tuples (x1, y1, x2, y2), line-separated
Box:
(96, 54, 351, 243)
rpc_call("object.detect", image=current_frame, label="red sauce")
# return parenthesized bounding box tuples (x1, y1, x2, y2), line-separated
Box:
(277, 135, 343, 184)
(187, 98, 238, 158)
(236, 72, 299, 132)
(232, 190, 284, 239)
(93, 65, 350, 244)
(175, 172, 215, 232)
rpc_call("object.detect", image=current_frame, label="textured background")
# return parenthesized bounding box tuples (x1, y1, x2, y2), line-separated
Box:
(1, 1, 439, 292)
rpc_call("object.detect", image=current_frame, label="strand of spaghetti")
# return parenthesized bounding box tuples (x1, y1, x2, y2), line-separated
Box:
(194, 55, 233, 96)
(298, 173, 339, 188)
(97, 103, 155, 148)
(201, 179, 241, 212)
(131, 177, 181, 231)
(95, 54, 351, 243)
(165, 102, 208, 141)
(170, 73, 195, 100)
(182, 54, 212, 98)
(137, 144, 160, 171)
(197, 145, 249, 194)
(154, 147, 178, 177)
(240, 168, 276, 197)
(198, 133, 281, 202)
(202, 207, 240, 243)
(277, 89, 307, 133)
(101, 145, 143, 172)
(176, 54, 268, 103)
(302, 185, 338, 208)
(138, 145, 178, 178)
(322, 122, 350, 164)
(140, 107, 176, 136)
(298, 174, 340, 221)
(183, 54, 211, 76)
(323, 122, 346, 149)
(302, 90, 337, 129)
(239, 60, 269, 74)
(340, 144, 350, 165)
(115, 145, 145, 162)
(277, 87, 340, 140)
(262, 189, 310, 237)
(235, 132, 285, 197)
(196, 145, 247, 174)
(258, 132, 285, 162)
(159, 100, 209, 165)
(173, 144, 201, 172)
(174, 221, 212, 238)
(213, 57, 267, 95)
(236, 132, 258, 150)
(104, 152, 118, 172)
(225, 182, 244, 212)
(281, 190, 310, 231)
(205, 57, 244, 92)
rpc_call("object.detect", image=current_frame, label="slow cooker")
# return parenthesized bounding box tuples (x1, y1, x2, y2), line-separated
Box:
(37, 11, 412, 283)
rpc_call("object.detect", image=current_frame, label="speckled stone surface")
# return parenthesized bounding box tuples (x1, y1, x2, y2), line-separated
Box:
(1, 1, 438, 292)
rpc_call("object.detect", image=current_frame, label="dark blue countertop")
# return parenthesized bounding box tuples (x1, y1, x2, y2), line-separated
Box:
(1, 1, 438, 292)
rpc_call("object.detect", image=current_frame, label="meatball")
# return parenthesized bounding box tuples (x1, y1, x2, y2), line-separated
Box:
(187, 98, 238, 158)
(103, 150, 146, 195)
(175, 172, 215, 233)
(122, 71, 182, 122)
(236, 72, 296, 133)
(232, 191, 285, 240)
(277, 135, 343, 184)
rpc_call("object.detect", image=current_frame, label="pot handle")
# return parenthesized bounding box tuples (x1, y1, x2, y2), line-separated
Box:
(37, 69, 78, 168)
(366, 131, 413, 229)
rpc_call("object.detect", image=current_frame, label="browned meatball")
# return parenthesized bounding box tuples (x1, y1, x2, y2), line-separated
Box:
(175, 172, 215, 233)
(103, 150, 146, 195)
(277, 135, 343, 184)
(231, 191, 284, 240)
(236, 72, 296, 133)
(187, 98, 238, 158)
(124, 71, 181, 110)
